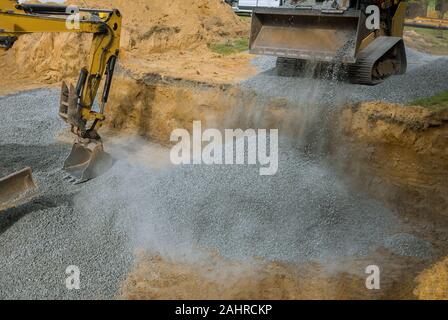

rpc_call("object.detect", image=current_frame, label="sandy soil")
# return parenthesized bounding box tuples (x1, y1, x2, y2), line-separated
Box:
(0, 52, 56, 96)
(334, 102, 448, 300)
(414, 256, 448, 299)
(123, 50, 255, 84)
(0, 0, 255, 95)
(121, 250, 430, 300)
(333, 101, 448, 300)
(335, 102, 448, 219)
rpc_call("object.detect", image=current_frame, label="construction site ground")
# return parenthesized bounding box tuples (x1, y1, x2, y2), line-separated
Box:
(1, 0, 448, 299)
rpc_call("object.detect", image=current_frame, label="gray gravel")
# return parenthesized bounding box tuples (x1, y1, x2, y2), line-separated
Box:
(0, 89, 133, 299)
(385, 233, 435, 260)
(0, 48, 444, 299)
(80, 144, 407, 264)
(247, 48, 448, 105)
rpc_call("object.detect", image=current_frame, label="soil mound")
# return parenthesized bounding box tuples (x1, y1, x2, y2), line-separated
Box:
(78, 0, 247, 53)
(336, 101, 448, 217)
(414, 256, 448, 299)
(2, 0, 249, 83)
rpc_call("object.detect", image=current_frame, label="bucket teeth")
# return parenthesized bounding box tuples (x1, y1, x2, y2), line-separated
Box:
(63, 175, 80, 185)
(63, 139, 113, 184)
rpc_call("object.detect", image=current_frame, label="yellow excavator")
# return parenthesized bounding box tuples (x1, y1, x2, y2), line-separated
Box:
(0, 0, 121, 211)
(249, 0, 408, 84)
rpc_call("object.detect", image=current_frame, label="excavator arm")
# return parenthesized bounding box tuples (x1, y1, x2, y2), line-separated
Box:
(0, 0, 122, 211)
(1, 0, 121, 140)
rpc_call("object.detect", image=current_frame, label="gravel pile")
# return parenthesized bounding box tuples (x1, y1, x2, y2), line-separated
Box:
(0, 89, 133, 299)
(248, 48, 448, 105)
(0, 48, 443, 299)
(76, 142, 434, 265)
(385, 233, 435, 260)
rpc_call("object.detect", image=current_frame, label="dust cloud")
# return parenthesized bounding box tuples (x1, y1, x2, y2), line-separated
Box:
(71, 59, 435, 299)
(72, 134, 414, 265)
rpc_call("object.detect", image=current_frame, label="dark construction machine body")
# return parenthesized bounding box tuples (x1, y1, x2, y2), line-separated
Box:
(249, 0, 408, 84)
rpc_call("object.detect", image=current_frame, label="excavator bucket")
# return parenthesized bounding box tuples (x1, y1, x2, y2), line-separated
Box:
(249, 7, 367, 64)
(0, 167, 38, 211)
(60, 82, 113, 184)
(63, 140, 113, 184)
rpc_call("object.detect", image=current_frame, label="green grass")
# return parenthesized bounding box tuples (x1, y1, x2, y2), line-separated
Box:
(239, 15, 252, 22)
(410, 90, 448, 111)
(209, 37, 249, 56)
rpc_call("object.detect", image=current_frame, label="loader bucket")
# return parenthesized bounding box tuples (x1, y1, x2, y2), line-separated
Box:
(250, 8, 367, 64)
(0, 167, 37, 211)
(63, 141, 113, 184)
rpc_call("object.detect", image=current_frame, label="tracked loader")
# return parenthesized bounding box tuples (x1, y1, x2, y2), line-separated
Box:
(249, 0, 408, 84)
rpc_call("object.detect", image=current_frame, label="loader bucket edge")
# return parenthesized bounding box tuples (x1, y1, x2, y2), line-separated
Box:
(0, 167, 38, 211)
(250, 8, 368, 64)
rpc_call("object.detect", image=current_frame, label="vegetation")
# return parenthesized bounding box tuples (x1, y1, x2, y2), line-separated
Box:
(411, 90, 448, 111)
(406, 26, 446, 38)
(239, 15, 251, 22)
(209, 37, 249, 56)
